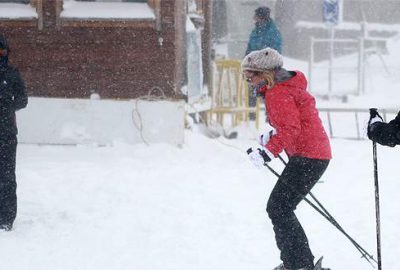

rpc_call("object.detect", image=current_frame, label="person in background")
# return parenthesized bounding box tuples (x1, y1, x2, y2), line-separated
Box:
(245, 6, 282, 120)
(0, 34, 28, 231)
(243, 47, 331, 270)
(246, 6, 282, 55)
(367, 108, 400, 147)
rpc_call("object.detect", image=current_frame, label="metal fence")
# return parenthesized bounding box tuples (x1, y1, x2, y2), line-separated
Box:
(308, 34, 390, 97)
(318, 108, 398, 140)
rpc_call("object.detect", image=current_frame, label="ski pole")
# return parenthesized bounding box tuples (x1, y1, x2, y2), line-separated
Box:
(276, 155, 377, 264)
(264, 158, 377, 266)
(265, 162, 376, 266)
(372, 140, 382, 270)
(277, 155, 373, 258)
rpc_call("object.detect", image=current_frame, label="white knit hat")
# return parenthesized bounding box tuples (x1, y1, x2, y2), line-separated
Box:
(241, 47, 283, 72)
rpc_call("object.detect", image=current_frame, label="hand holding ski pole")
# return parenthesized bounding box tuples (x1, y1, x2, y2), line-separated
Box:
(368, 108, 384, 139)
(246, 148, 272, 169)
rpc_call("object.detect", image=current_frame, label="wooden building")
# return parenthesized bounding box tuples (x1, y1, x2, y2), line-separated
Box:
(0, 0, 212, 100)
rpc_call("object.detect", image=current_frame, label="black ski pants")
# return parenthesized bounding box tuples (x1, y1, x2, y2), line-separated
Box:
(266, 156, 329, 269)
(0, 135, 17, 226)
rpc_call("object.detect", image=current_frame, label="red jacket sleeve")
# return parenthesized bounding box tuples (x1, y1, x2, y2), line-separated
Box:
(265, 90, 301, 157)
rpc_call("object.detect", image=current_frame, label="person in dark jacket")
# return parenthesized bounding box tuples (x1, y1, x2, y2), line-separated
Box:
(367, 109, 400, 147)
(0, 34, 28, 231)
(243, 48, 331, 270)
(245, 6, 282, 120)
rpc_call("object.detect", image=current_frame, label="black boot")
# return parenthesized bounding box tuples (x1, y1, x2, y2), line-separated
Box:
(0, 223, 13, 231)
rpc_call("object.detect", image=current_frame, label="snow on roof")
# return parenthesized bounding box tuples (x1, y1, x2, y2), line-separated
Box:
(61, 1, 155, 20)
(296, 21, 400, 32)
(0, 3, 37, 19)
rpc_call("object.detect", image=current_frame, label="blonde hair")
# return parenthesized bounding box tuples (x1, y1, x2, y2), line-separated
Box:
(260, 70, 276, 90)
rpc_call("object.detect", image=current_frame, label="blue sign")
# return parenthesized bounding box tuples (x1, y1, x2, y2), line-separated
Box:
(323, 0, 339, 26)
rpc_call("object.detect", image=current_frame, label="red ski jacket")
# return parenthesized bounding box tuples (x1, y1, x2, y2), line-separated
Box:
(260, 71, 332, 160)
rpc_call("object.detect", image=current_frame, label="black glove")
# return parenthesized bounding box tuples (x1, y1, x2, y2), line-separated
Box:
(367, 108, 383, 139)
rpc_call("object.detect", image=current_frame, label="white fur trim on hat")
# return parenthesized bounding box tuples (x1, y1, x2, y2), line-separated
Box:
(241, 48, 283, 72)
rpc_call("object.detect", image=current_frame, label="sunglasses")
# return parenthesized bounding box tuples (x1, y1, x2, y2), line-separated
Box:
(0, 48, 7, 57)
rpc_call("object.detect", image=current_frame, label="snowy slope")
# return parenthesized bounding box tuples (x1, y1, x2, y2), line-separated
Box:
(0, 131, 398, 270)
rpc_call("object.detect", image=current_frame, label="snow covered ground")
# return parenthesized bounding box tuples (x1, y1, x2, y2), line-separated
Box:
(0, 130, 398, 270)
(2, 19, 400, 270)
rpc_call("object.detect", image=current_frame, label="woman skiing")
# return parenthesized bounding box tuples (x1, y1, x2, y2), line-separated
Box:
(243, 47, 331, 270)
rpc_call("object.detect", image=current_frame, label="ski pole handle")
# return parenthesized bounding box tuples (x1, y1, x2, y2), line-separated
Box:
(369, 108, 379, 118)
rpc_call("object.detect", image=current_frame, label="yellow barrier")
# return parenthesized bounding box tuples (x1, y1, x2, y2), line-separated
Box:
(208, 59, 260, 129)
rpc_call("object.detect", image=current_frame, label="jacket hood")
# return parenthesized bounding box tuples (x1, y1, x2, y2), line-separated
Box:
(276, 70, 307, 89)
(258, 70, 307, 95)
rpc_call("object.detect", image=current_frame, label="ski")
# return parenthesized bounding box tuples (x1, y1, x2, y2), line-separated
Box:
(313, 257, 331, 270)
